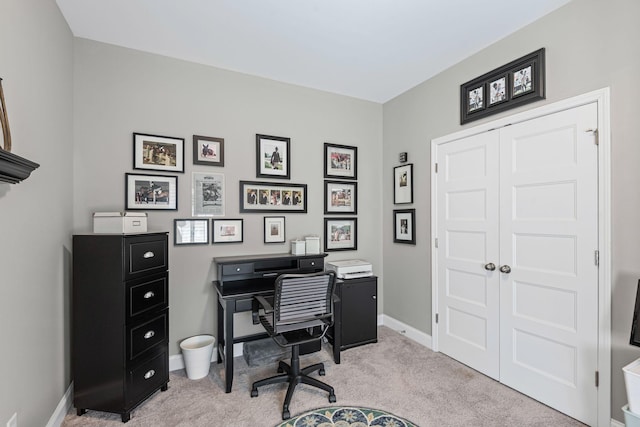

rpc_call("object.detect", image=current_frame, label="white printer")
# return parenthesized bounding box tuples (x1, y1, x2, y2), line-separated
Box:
(325, 259, 373, 279)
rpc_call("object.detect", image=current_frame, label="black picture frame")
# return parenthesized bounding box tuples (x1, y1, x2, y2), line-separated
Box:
(133, 132, 185, 173)
(264, 216, 286, 244)
(212, 219, 244, 243)
(324, 143, 357, 180)
(393, 163, 413, 204)
(193, 135, 224, 167)
(394, 209, 416, 245)
(240, 180, 307, 213)
(174, 219, 209, 245)
(460, 48, 545, 124)
(256, 134, 290, 179)
(324, 217, 357, 252)
(324, 180, 357, 214)
(125, 173, 178, 210)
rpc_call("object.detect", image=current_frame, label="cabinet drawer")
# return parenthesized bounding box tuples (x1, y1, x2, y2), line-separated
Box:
(222, 263, 253, 276)
(129, 311, 168, 360)
(299, 257, 324, 270)
(127, 350, 168, 406)
(126, 236, 167, 278)
(235, 298, 253, 312)
(128, 274, 168, 318)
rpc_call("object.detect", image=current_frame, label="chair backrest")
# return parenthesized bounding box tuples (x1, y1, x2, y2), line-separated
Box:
(272, 271, 336, 334)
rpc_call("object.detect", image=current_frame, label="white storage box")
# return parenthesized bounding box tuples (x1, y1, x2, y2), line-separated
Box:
(93, 212, 148, 234)
(291, 240, 306, 255)
(624, 358, 640, 414)
(305, 236, 320, 255)
(623, 404, 640, 427)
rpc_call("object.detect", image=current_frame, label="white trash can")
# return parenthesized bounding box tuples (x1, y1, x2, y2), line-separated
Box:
(180, 335, 215, 380)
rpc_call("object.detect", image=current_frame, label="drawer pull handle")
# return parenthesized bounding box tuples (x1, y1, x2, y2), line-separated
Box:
(143, 291, 155, 299)
(144, 369, 155, 380)
(144, 330, 155, 339)
(236, 267, 241, 272)
(310, 262, 315, 266)
(143, 251, 155, 259)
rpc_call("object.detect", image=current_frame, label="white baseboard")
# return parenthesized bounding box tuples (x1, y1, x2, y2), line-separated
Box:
(46, 382, 73, 427)
(610, 419, 624, 427)
(380, 314, 432, 349)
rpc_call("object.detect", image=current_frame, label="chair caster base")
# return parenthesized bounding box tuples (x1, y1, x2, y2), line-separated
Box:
(319, 368, 325, 376)
(251, 388, 258, 397)
(282, 409, 290, 420)
(329, 393, 336, 403)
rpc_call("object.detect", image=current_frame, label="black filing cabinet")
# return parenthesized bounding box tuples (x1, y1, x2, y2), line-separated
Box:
(331, 276, 378, 350)
(72, 232, 169, 423)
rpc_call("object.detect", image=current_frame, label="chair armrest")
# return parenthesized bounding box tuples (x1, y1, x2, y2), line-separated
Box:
(255, 295, 274, 313)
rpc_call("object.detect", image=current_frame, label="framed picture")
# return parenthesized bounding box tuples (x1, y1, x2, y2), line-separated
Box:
(240, 180, 307, 213)
(192, 172, 224, 217)
(393, 163, 413, 204)
(212, 219, 243, 243)
(193, 135, 224, 166)
(324, 180, 357, 214)
(256, 134, 290, 179)
(125, 173, 177, 210)
(394, 209, 416, 244)
(460, 48, 545, 124)
(324, 143, 357, 180)
(174, 219, 209, 245)
(133, 133, 184, 173)
(264, 216, 286, 244)
(324, 217, 357, 252)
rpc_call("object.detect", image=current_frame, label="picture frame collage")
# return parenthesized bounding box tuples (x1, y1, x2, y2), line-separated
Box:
(393, 161, 416, 245)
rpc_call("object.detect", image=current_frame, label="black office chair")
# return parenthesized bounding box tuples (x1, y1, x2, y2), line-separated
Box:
(250, 271, 337, 420)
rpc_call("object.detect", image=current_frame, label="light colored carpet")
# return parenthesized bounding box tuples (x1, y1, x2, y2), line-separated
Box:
(61, 326, 586, 426)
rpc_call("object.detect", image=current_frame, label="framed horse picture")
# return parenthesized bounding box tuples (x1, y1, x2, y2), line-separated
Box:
(193, 135, 224, 167)
(125, 173, 178, 210)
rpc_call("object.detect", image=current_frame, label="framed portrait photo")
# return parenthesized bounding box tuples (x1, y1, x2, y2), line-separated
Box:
(240, 180, 307, 213)
(489, 75, 507, 106)
(393, 163, 413, 204)
(174, 219, 209, 245)
(133, 133, 184, 173)
(466, 85, 485, 114)
(264, 216, 286, 244)
(192, 172, 225, 217)
(394, 209, 416, 245)
(193, 135, 224, 166)
(324, 180, 357, 214)
(256, 134, 290, 179)
(125, 173, 177, 210)
(212, 219, 243, 244)
(324, 217, 357, 252)
(324, 143, 357, 180)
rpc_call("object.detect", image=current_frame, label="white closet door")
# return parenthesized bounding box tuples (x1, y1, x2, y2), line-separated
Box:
(498, 103, 599, 425)
(436, 130, 500, 379)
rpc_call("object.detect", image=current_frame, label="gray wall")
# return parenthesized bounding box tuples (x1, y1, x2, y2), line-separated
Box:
(0, 1, 73, 426)
(382, 0, 640, 422)
(72, 39, 383, 355)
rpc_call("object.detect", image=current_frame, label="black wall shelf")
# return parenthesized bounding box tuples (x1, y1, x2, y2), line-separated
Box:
(0, 149, 39, 184)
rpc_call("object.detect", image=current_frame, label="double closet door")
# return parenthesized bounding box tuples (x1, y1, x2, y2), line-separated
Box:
(435, 103, 598, 425)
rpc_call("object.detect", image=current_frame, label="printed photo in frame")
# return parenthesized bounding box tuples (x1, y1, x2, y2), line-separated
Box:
(125, 173, 177, 210)
(240, 180, 307, 213)
(394, 209, 416, 245)
(324, 143, 357, 180)
(264, 216, 286, 244)
(256, 134, 290, 179)
(193, 135, 224, 166)
(192, 172, 224, 217)
(393, 163, 413, 204)
(324, 217, 357, 252)
(212, 219, 243, 243)
(324, 180, 357, 214)
(133, 133, 184, 173)
(174, 219, 209, 245)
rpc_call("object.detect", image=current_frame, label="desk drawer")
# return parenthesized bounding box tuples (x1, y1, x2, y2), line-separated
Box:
(128, 274, 168, 318)
(129, 310, 168, 360)
(126, 236, 168, 278)
(222, 263, 254, 276)
(299, 257, 324, 270)
(127, 349, 168, 406)
(235, 298, 254, 312)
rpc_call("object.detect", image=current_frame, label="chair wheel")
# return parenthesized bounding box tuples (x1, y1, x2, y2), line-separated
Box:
(319, 368, 325, 376)
(329, 393, 336, 403)
(251, 388, 258, 397)
(282, 410, 290, 420)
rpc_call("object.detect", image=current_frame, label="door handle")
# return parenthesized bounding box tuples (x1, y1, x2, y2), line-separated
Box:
(484, 263, 496, 271)
(499, 265, 511, 274)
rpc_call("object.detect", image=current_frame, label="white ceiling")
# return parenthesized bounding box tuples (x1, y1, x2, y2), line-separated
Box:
(55, 0, 571, 103)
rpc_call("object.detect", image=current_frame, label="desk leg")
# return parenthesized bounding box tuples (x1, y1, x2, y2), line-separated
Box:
(216, 296, 224, 364)
(224, 299, 234, 393)
(333, 297, 341, 364)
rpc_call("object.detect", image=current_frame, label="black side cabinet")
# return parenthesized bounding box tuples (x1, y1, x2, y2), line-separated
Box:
(72, 232, 169, 423)
(330, 276, 378, 350)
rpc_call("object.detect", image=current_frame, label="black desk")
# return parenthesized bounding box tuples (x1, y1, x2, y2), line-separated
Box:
(213, 252, 341, 393)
